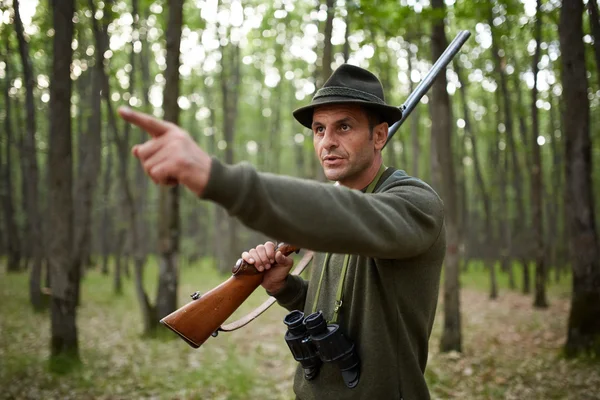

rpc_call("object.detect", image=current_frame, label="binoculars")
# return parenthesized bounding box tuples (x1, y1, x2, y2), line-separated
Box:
(283, 310, 360, 389)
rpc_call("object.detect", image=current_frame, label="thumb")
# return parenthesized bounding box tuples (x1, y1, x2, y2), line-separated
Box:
(276, 251, 293, 267)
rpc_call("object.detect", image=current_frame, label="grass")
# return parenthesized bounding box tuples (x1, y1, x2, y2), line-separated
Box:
(458, 260, 572, 299)
(1, 258, 598, 399)
(0, 256, 297, 399)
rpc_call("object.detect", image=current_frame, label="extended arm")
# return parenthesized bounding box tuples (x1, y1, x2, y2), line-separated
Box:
(204, 158, 444, 260)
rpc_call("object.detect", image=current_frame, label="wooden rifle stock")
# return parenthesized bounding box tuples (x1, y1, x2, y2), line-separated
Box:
(160, 243, 300, 348)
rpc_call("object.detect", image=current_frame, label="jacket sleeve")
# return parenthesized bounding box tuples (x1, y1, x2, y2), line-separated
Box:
(202, 157, 445, 260)
(266, 275, 309, 312)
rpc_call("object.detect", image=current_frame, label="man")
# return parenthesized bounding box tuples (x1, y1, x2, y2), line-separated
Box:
(121, 64, 445, 400)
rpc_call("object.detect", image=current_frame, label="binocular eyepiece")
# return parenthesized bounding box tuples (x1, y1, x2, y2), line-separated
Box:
(283, 310, 360, 389)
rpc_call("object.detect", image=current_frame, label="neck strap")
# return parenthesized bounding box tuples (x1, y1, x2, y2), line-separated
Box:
(312, 164, 387, 323)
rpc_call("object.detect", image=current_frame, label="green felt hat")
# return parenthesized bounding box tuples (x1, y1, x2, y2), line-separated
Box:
(293, 64, 403, 129)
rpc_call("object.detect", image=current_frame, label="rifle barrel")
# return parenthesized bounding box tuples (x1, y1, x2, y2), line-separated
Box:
(385, 30, 471, 146)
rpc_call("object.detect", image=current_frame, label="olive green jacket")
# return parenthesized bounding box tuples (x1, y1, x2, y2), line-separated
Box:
(203, 157, 446, 400)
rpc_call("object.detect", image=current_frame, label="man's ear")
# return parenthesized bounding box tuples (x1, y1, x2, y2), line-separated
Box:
(374, 122, 388, 150)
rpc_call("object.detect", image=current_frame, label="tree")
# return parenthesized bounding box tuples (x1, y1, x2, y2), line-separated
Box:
(14, 0, 43, 301)
(488, 3, 515, 297)
(1, 39, 22, 273)
(217, 15, 242, 272)
(320, 0, 334, 87)
(454, 60, 493, 282)
(156, 0, 184, 320)
(48, 0, 78, 360)
(560, 0, 600, 358)
(531, 0, 548, 308)
(587, 0, 600, 83)
(73, 21, 102, 300)
(431, 0, 461, 353)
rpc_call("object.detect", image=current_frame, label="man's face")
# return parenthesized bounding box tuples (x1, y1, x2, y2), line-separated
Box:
(312, 104, 383, 186)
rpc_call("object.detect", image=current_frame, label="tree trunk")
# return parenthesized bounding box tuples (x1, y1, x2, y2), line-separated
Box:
(89, 0, 154, 333)
(531, 0, 548, 308)
(547, 94, 561, 283)
(201, 76, 222, 267)
(587, 0, 600, 83)
(319, 0, 335, 88)
(454, 62, 492, 267)
(432, 0, 461, 353)
(14, 0, 43, 291)
(489, 6, 515, 296)
(100, 138, 112, 276)
(268, 43, 283, 174)
(218, 21, 242, 272)
(377, 47, 397, 167)
(73, 59, 102, 302)
(510, 59, 534, 290)
(407, 42, 420, 176)
(342, 6, 350, 63)
(156, 0, 183, 320)
(2, 41, 22, 273)
(560, 0, 600, 358)
(48, 0, 79, 360)
(135, 0, 150, 258)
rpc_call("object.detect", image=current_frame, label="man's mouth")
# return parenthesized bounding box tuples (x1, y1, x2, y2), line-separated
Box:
(323, 155, 342, 161)
(322, 155, 344, 166)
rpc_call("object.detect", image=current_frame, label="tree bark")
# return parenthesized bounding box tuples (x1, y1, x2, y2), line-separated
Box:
(560, 0, 600, 358)
(89, 0, 154, 332)
(218, 21, 242, 272)
(201, 75, 222, 267)
(100, 138, 112, 276)
(135, 1, 150, 257)
(432, 0, 461, 353)
(14, 0, 43, 290)
(268, 42, 283, 174)
(510, 59, 533, 293)
(587, 0, 600, 84)
(407, 41, 420, 176)
(2, 41, 22, 273)
(320, 0, 335, 88)
(488, 6, 514, 295)
(342, 5, 350, 63)
(156, 0, 183, 320)
(377, 46, 396, 168)
(73, 52, 102, 302)
(48, 0, 79, 359)
(531, 0, 548, 308)
(547, 94, 562, 283)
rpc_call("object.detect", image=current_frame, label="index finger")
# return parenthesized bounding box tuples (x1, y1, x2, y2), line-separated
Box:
(118, 106, 172, 137)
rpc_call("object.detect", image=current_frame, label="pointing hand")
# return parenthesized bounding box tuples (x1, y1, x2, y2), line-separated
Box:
(118, 106, 212, 197)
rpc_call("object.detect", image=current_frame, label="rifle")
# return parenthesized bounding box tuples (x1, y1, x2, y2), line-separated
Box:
(160, 30, 471, 349)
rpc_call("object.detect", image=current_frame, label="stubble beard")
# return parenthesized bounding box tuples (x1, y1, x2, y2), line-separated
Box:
(322, 153, 372, 185)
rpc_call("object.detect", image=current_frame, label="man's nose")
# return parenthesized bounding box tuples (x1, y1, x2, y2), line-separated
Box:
(321, 127, 338, 150)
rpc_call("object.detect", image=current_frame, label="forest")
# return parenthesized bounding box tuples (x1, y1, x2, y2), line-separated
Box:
(1, 0, 599, 398)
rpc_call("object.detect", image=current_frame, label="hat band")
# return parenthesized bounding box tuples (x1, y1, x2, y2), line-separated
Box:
(313, 86, 385, 104)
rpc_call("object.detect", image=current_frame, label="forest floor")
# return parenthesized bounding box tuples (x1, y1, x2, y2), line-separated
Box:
(1, 256, 599, 400)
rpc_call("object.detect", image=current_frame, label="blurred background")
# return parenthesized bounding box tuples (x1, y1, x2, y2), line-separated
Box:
(0, 0, 599, 398)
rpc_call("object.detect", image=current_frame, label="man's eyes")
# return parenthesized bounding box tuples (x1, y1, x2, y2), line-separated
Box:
(313, 124, 351, 134)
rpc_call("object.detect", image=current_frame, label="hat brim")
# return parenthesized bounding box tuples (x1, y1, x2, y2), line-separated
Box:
(292, 97, 403, 129)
